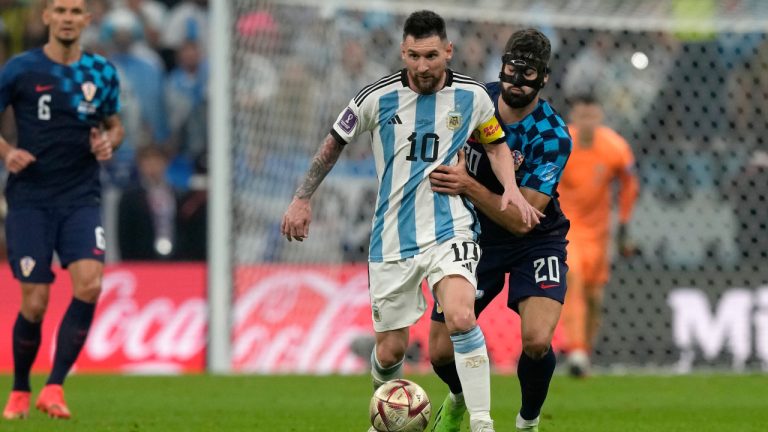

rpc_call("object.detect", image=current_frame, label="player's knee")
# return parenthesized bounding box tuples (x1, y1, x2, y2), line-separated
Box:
(444, 310, 476, 333)
(21, 300, 47, 322)
(376, 346, 406, 368)
(522, 332, 552, 359)
(73, 279, 102, 303)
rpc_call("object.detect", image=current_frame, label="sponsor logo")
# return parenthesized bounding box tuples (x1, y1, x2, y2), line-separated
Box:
(539, 162, 560, 182)
(446, 110, 462, 130)
(463, 355, 487, 368)
(35, 84, 54, 92)
(483, 123, 500, 138)
(372, 304, 381, 322)
(81, 81, 97, 102)
(93, 248, 105, 256)
(386, 114, 402, 125)
(539, 283, 559, 289)
(20, 257, 36, 277)
(337, 108, 358, 133)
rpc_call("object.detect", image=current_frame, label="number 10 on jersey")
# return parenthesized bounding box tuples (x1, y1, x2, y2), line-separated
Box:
(406, 132, 440, 162)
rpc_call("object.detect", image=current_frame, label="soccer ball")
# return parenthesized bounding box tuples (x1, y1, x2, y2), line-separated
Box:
(369, 379, 431, 432)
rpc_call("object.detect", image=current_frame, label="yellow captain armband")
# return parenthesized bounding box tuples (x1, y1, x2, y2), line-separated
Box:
(472, 116, 505, 144)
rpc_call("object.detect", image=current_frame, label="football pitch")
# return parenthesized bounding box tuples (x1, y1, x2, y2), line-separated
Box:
(1, 373, 766, 431)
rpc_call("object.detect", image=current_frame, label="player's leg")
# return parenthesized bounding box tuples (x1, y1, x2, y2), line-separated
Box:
(37, 207, 105, 419)
(429, 258, 505, 432)
(430, 237, 492, 432)
(561, 243, 590, 376)
(508, 250, 567, 432)
(585, 283, 605, 351)
(366, 258, 428, 431)
(3, 208, 56, 420)
(515, 297, 561, 431)
(371, 328, 409, 389)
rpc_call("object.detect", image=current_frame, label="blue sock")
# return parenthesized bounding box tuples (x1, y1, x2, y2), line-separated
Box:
(12, 313, 42, 392)
(517, 348, 556, 420)
(47, 298, 95, 386)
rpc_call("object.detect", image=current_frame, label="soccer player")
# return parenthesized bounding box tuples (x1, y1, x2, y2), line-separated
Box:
(281, 11, 542, 432)
(0, 0, 123, 420)
(427, 29, 571, 432)
(558, 94, 639, 377)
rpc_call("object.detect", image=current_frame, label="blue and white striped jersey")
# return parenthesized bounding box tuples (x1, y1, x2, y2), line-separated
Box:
(331, 69, 505, 262)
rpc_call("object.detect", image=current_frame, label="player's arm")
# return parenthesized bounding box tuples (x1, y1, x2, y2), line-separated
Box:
(281, 133, 344, 242)
(430, 150, 547, 235)
(615, 137, 640, 256)
(473, 116, 542, 226)
(90, 114, 125, 161)
(0, 109, 36, 174)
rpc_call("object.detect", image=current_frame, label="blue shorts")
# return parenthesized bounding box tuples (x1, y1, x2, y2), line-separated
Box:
(432, 238, 568, 320)
(6, 206, 105, 283)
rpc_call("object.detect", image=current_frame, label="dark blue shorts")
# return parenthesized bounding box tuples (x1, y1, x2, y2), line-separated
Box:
(6, 206, 105, 283)
(432, 238, 568, 320)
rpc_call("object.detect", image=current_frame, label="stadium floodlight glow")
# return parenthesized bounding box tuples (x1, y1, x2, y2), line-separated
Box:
(631, 51, 649, 70)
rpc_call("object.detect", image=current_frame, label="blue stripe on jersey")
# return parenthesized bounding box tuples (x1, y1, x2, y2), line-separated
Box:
(397, 94, 436, 259)
(433, 88, 477, 242)
(369, 91, 400, 261)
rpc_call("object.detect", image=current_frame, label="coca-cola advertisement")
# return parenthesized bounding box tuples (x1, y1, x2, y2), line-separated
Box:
(0, 264, 563, 374)
(0, 264, 208, 374)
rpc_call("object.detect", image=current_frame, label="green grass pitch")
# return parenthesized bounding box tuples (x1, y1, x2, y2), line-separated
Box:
(1, 373, 766, 431)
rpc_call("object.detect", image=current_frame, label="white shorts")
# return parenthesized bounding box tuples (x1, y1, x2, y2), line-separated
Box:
(368, 235, 481, 332)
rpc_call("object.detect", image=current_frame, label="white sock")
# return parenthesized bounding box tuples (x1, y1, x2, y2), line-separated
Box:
(516, 412, 540, 429)
(451, 326, 492, 424)
(370, 348, 403, 390)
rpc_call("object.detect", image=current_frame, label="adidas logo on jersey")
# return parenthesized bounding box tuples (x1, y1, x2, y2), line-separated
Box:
(386, 114, 402, 125)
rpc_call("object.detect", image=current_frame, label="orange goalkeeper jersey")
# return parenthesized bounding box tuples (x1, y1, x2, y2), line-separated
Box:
(558, 125, 638, 242)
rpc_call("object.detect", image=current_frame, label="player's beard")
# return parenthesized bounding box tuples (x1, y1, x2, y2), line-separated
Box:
(55, 34, 78, 47)
(412, 73, 441, 94)
(501, 86, 537, 109)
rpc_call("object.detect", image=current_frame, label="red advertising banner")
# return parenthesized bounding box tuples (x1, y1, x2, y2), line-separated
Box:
(0, 264, 207, 374)
(0, 264, 564, 374)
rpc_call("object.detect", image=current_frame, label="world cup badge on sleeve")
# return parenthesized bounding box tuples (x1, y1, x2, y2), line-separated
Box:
(81, 81, 97, 102)
(447, 110, 462, 130)
(20, 256, 36, 277)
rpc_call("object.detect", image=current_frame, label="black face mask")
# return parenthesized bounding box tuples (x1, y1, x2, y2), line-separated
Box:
(498, 52, 548, 108)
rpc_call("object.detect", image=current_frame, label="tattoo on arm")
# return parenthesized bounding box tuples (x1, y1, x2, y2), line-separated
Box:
(294, 134, 344, 199)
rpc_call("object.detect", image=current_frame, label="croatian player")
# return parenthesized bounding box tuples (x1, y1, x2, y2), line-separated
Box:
(1, 0, 123, 420)
(282, 10, 542, 432)
(428, 29, 572, 432)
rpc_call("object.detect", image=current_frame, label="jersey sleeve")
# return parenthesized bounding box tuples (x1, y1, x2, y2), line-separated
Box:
(612, 131, 639, 223)
(101, 65, 121, 117)
(520, 131, 572, 196)
(0, 59, 20, 112)
(470, 91, 505, 145)
(329, 97, 374, 145)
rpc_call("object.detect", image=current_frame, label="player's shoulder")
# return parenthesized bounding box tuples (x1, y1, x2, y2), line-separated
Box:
(80, 51, 119, 77)
(1, 48, 45, 77)
(449, 70, 487, 93)
(352, 70, 404, 107)
(527, 100, 570, 138)
(597, 125, 631, 149)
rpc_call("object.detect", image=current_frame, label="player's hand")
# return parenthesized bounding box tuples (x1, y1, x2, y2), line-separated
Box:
(617, 223, 639, 258)
(500, 186, 544, 227)
(90, 127, 113, 161)
(429, 149, 471, 195)
(4, 148, 36, 174)
(281, 196, 312, 242)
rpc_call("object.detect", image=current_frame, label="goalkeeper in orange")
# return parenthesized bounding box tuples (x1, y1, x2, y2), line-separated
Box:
(558, 94, 639, 377)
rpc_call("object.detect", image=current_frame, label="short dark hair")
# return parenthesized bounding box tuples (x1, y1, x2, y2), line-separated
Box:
(402, 10, 447, 41)
(504, 28, 551, 64)
(569, 93, 599, 106)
